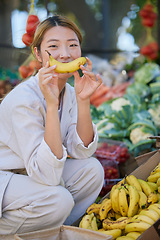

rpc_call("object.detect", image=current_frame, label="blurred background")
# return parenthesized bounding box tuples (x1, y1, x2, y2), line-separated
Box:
(0, 0, 159, 68)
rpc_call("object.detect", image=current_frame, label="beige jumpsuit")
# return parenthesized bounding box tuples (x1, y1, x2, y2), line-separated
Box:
(0, 74, 104, 234)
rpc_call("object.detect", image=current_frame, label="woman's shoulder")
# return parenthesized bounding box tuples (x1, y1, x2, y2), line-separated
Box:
(1, 74, 43, 107)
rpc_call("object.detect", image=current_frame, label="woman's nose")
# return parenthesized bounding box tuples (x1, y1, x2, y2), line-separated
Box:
(59, 47, 70, 59)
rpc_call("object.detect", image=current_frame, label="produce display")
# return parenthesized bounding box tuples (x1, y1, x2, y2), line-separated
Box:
(95, 141, 130, 164)
(0, 67, 21, 99)
(18, 54, 41, 79)
(91, 63, 160, 157)
(79, 162, 160, 240)
(95, 141, 130, 196)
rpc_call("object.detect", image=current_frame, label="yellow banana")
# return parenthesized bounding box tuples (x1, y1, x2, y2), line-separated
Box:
(116, 177, 126, 187)
(115, 212, 122, 220)
(150, 163, 160, 175)
(86, 202, 101, 215)
(157, 193, 160, 202)
(99, 198, 112, 221)
(147, 182, 158, 191)
(90, 215, 98, 231)
(119, 187, 129, 217)
(107, 209, 116, 220)
(127, 185, 139, 217)
(147, 172, 160, 183)
(103, 217, 131, 230)
(110, 178, 125, 199)
(98, 229, 122, 239)
(126, 175, 142, 191)
(158, 186, 160, 194)
(116, 236, 137, 240)
(46, 50, 87, 73)
(111, 188, 120, 214)
(131, 214, 154, 225)
(126, 231, 141, 239)
(79, 214, 93, 229)
(139, 209, 159, 222)
(138, 190, 148, 209)
(157, 177, 160, 186)
(125, 221, 151, 233)
(110, 185, 117, 200)
(148, 203, 160, 216)
(138, 179, 154, 196)
(147, 192, 158, 205)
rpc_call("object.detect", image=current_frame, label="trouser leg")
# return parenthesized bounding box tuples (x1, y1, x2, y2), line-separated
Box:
(0, 174, 74, 234)
(62, 157, 104, 225)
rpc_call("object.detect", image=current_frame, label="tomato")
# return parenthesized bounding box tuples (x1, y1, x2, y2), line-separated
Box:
(143, 3, 154, 11)
(26, 21, 39, 35)
(27, 15, 39, 24)
(142, 18, 155, 27)
(22, 33, 33, 46)
(27, 70, 34, 77)
(19, 65, 31, 79)
(148, 52, 158, 60)
(149, 42, 159, 51)
(140, 45, 153, 56)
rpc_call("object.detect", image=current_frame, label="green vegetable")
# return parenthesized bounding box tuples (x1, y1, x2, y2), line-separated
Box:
(149, 82, 160, 95)
(134, 63, 160, 84)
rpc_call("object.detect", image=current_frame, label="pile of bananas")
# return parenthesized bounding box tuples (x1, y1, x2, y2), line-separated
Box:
(79, 162, 160, 240)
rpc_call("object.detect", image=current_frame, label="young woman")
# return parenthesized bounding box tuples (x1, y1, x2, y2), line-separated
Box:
(0, 15, 104, 234)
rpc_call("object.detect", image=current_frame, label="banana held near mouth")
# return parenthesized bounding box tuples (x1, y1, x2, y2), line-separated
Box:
(45, 50, 87, 73)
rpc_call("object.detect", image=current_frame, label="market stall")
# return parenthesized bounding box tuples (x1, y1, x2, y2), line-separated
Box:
(0, 0, 160, 239)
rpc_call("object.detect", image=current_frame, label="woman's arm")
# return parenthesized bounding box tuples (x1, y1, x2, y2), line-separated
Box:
(76, 97, 94, 147)
(39, 62, 63, 159)
(73, 57, 102, 147)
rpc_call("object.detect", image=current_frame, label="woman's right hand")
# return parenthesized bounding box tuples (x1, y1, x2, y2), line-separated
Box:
(38, 61, 59, 108)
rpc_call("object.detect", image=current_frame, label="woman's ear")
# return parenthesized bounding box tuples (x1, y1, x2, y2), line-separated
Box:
(34, 47, 42, 63)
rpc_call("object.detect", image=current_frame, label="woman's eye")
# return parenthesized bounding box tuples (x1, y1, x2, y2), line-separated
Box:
(70, 44, 78, 47)
(49, 45, 57, 48)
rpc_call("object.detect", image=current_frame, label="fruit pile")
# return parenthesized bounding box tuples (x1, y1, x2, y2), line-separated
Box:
(95, 142, 130, 164)
(18, 57, 41, 79)
(79, 162, 160, 240)
(95, 142, 130, 197)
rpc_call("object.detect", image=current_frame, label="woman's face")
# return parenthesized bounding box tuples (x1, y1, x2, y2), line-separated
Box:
(36, 26, 81, 75)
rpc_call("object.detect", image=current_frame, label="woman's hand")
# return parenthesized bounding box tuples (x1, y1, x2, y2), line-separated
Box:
(73, 57, 102, 101)
(38, 61, 59, 107)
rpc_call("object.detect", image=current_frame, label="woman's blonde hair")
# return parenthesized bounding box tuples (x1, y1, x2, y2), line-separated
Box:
(31, 14, 83, 55)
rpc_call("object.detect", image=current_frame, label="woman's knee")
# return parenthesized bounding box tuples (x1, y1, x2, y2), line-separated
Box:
(54, 186, 75, 222)
(17, 186, 75, 233)
(86, 157, 104, 186)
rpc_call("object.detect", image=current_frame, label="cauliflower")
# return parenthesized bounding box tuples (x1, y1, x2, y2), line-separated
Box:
(111, 97, 130, 111)
(148, 105, 160, 128)
(130, 127, 152, 145)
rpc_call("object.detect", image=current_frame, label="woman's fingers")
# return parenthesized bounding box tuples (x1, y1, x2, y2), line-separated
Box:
(80, 57, 92, 72)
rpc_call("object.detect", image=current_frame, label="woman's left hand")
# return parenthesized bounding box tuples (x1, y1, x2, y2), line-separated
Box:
(73, 57, 102, 101)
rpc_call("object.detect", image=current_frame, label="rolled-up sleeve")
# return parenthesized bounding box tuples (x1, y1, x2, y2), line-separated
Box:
(8, 101, 67, 186)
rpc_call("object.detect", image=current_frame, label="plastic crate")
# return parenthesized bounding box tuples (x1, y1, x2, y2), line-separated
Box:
(95, 138, 130, 164)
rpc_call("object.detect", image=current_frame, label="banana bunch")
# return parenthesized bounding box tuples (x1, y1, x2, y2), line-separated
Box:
(46, 50, 87, 73)
(124, 203, 160, 236)
(79, 213, 98, 231)
(79, 162, 160, 240)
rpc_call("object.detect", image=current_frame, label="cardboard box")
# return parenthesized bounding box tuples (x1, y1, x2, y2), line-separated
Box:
(14, 225, 112, 240)
(73, 150, 160, 239)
